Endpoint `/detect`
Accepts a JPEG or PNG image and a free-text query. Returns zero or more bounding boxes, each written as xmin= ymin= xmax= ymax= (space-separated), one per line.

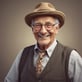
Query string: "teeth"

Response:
xmin=38 ymin=33 xmax=50 ymax=38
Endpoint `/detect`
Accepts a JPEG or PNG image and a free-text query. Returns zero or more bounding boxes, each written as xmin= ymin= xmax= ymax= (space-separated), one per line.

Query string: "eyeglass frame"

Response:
xmin=31 ymin=19 xmax=60 ymax=31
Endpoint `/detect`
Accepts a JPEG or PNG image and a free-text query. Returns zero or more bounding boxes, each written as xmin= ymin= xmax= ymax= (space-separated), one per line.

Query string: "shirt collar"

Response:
xmin=34 ymin=39 xmax=57 ymax=57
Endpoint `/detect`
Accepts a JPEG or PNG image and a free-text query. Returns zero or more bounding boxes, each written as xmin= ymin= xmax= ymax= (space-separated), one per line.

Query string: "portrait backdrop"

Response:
xmin=0 ymin=0 xmax=82 ymax=82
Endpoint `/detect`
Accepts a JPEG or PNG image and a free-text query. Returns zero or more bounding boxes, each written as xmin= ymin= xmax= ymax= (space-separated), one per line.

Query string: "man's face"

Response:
xmin=32 ymin=16 xmax=59 ymax=49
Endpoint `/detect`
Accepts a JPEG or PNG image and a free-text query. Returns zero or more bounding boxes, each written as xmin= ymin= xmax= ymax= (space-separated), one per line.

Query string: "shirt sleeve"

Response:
xmin=68 ymin=50 xmax=82 ymax=82
xmin=4 ymin=49 xmax=24 ymax=82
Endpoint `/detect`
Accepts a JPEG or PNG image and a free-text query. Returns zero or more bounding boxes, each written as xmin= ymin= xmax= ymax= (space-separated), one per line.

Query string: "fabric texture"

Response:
xmin=25 ymin=2 xmax=65 ymax=28
xmin=18 ymin=42 xmax=73 ymax=82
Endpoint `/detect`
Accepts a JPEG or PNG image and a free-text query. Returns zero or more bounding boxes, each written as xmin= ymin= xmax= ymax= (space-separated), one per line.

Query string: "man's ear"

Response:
xmin=55 ymin=24 xmax=60 ymax=34
xmin=55 ymin=24 xmax=60 ymax=28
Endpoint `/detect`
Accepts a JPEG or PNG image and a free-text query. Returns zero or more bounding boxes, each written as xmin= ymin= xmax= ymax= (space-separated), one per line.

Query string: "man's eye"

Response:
xmin=47 ymin=24 xmax=51 ymax=26
xmin=35 ymin=24 xmax=41 ymax=27
xmin=46 ymin=23 xmax=52 ymax=26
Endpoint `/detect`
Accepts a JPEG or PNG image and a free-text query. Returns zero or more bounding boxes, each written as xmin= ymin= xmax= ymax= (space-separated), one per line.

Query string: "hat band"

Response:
xmin=34 ymin=8 xmax=56 ymax=12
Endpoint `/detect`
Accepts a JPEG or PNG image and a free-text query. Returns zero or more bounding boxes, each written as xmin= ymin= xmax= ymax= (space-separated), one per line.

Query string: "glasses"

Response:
xmin=31 ymin=22 xmax=58 ymax=31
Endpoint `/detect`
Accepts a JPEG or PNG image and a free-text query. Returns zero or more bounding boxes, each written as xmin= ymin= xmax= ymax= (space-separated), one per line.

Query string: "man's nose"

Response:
xmin=40 ymin=25 xmax=47 ymax=33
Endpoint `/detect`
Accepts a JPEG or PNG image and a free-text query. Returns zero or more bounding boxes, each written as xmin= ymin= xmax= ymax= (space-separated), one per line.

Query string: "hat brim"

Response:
xmin=25 ymin=11 xmax=65 ymax=28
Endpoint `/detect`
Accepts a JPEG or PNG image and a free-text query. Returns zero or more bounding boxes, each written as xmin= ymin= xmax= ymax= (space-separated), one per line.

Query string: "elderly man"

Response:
xmin=4 ymin=2 xmax=82 ymax=82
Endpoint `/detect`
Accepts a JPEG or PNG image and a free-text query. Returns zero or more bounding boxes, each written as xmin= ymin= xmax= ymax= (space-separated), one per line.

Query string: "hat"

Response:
xmin=25 ymin=2 xmax=65 ymax=28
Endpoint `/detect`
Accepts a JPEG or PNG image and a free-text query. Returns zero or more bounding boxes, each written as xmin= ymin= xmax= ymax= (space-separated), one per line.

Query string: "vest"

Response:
xmin=18 ymin=42 xmax=73 ymax=82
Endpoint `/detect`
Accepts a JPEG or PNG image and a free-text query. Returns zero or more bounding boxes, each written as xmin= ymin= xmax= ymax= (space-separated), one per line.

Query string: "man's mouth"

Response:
xmin=38 ymin=33 xmax=50 ymax=39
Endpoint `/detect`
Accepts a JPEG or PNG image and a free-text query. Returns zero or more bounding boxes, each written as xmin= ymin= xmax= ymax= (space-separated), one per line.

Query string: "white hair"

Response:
xmin=31 ymin=17 xmax=60 ymax=27
xmin=55 ymin=18 xmax=60 ymax=25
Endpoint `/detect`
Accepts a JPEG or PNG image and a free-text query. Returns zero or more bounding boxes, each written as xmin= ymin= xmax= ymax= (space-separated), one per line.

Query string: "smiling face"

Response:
xmin=31 ymin=16 xmax=60 ymax=50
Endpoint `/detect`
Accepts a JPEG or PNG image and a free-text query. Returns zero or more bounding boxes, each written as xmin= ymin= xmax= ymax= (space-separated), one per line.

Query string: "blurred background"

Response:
xmin=0 ymin=0 xmax=82 ymax=82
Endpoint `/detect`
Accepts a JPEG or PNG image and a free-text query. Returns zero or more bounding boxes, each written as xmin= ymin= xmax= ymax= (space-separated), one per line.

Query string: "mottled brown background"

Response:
xmin=0 ymin=0 xmax=82 ymax=82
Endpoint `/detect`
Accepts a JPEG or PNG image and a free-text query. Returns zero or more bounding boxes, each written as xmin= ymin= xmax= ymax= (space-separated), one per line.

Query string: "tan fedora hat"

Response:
xmin=25 ymin=2 xmax=65 ymax=28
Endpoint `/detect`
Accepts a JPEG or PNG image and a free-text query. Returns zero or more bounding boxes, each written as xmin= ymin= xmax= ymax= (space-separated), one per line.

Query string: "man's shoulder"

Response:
xmin=57 ymin=41 xmax=73 ymax=51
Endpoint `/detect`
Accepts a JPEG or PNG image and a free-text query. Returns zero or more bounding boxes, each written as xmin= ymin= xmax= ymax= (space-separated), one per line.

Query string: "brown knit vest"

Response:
xmin=18 ymin=41 xmax=73 ymax=82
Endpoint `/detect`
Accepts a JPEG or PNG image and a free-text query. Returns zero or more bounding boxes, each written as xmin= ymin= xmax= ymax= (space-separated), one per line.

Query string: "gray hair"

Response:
xmin=31 ymin=18 xmax=60 ymax=27
xmin=55 ymin=18 xmax=60 ymax=25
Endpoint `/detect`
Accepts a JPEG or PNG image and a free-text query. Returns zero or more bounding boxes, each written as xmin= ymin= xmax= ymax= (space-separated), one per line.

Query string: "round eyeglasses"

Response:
xmin=31 ymin=22 xmax=58 ymax=32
